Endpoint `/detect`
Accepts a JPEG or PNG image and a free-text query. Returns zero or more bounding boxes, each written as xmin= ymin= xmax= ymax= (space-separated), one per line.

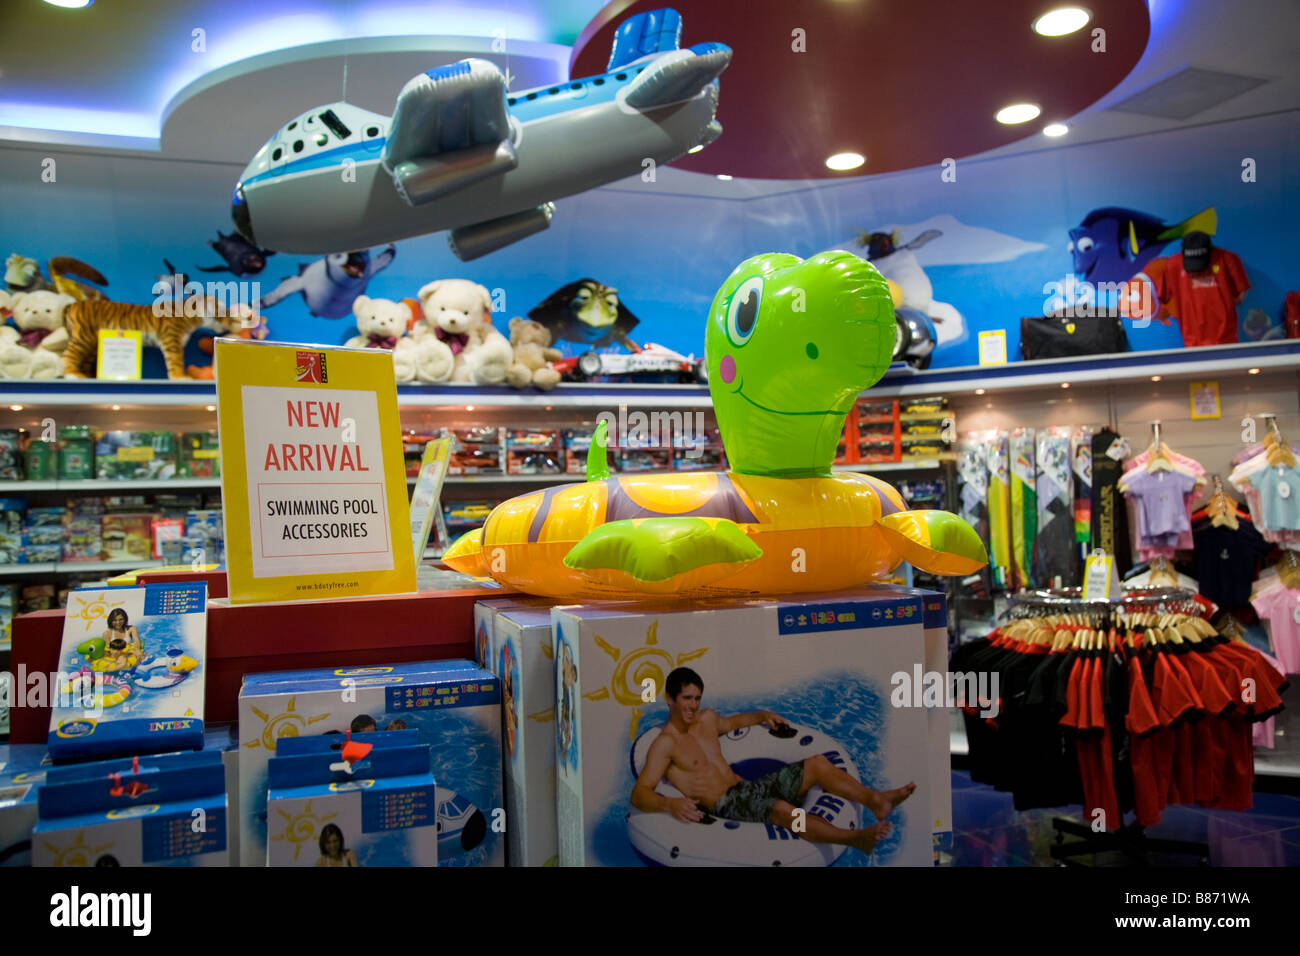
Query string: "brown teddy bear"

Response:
xmin=506 ymin=317 xmax=562 ymax=390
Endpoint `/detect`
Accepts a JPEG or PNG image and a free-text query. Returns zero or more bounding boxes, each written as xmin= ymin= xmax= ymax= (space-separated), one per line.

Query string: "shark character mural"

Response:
xmin=231 ymin=7 xmax=731 ymax=261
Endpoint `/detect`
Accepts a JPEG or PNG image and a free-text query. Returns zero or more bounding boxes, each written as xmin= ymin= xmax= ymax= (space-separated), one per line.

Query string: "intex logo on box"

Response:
xmin=50 ymin=887 xmax=151 ymax=937
xmin=295 ymin=350 xmax=327 ymax=384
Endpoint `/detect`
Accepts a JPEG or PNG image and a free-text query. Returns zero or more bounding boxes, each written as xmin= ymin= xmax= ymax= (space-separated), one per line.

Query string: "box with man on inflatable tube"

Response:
xmin=553 ymin=587 xmax=945 ymax=867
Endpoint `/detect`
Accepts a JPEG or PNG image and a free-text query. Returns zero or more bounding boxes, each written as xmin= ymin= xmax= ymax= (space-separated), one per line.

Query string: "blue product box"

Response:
xmin=47 ymin=582 xmax=208 ymax=762
xmin=0 ymin=745 xmax=50 ymax=867
xmin=266 ymin=736 xmax=438 ymax=866
xmin=553 ymin=588 xmax=939 ymax=868
xmin=239 ymin=661 xmax=503 ymax=867
xmin=32 ymin=750 xmax=228 ymax=867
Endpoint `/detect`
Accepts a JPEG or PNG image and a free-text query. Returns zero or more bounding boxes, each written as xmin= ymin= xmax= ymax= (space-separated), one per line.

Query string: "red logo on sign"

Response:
xmin=295 ymin=351 xmax=327 ymax=383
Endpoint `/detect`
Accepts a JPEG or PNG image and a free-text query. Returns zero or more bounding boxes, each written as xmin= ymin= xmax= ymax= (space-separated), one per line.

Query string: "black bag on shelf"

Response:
xmin=1019 ymin=314 xmax=1129 ymax=360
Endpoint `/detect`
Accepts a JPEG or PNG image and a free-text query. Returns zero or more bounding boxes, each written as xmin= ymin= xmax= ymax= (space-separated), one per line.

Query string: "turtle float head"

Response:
xmin=705 ymin=251 xmax=894 ymax=477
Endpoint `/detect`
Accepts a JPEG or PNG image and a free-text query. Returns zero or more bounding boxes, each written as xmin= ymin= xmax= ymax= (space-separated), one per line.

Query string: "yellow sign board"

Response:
xmin=96 ymin=329 xmax=142 ymax=380
xmin=214 ymin=339 xmax=416 ymax=604
xmin=1189 ymin=381 xmax=1221 ymax=420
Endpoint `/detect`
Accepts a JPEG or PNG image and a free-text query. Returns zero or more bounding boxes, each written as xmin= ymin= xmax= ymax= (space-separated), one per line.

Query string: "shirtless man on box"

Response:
xmin=630 ymin=667 xmax=914 ymax=856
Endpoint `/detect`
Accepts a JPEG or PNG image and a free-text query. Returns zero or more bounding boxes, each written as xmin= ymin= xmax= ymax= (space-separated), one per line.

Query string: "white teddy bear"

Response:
xmin=347 ymin=295 xmax=419 ymax=383
xmin=415 ymin=279 xmax=512 ymax=385
xmin=0 ymin=290 xmax=73 ymax=379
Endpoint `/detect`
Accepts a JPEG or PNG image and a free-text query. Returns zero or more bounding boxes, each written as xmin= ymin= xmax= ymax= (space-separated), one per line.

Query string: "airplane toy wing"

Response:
xmin=382 ymin=59 xmax=518 ymax=207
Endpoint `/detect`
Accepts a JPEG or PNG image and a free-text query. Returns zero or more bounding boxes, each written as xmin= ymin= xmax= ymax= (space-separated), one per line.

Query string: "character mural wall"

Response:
xmin=0 ymin=110 xmax=1294 ymax=378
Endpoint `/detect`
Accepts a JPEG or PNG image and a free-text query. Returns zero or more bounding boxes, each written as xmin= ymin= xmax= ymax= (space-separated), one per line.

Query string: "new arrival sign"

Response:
xmin=214 ymin=339 xmax=417 ymax=604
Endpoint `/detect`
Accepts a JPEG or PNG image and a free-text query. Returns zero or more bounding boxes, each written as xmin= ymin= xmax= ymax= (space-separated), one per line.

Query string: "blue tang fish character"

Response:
xmin=1068 ymin=206 xmax=1216 ymax=285
xmin=258 ymin=245 xmax=397 ymax=319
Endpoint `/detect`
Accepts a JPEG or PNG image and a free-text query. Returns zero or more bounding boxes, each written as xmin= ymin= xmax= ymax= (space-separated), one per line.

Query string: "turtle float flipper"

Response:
xmin=442 ymin=527 xmax=488 ymax=576
xmin=877 ymin=510 xmax=989 ymax=576
xmin=563 ymin=517 xmax=762 ymax=594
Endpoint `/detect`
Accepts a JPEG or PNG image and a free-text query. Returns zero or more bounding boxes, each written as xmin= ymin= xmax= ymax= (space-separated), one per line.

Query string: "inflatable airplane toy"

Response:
xmin=231 ymin=8 xmax=730 ymax=261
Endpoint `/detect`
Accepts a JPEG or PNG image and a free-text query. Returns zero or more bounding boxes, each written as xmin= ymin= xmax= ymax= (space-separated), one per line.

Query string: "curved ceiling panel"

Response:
xmin=571 ymin=0 xmax=1150 ymax=178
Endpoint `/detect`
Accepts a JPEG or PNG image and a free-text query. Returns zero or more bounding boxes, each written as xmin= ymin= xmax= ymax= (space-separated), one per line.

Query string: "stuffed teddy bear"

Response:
xmin=415 ymin=279 xmax=512 ymax=385
xmin=0 ymin=289 xmax=73 ymax=379
xmin=505 ymin=317 xmax=562 ymax=389
xmin=348 ymin=294 xmax=419 ymax=383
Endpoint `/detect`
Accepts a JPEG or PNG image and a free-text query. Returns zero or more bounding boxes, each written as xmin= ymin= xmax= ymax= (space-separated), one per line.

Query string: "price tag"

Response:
xmin=978 ymin=330 xmax=1007 ymax=365
xmin=1082 ymin=550 xmax=1118 ymax=601
xmin=97 ymin=330 xmax=142 ymax=380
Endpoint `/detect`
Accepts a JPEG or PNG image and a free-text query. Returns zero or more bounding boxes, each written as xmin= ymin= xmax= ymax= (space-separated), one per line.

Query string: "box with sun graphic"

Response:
xmin=48 ymin=582 xmax=208 ymax=763
xmin=552 ymin=589 xmax=935 ymax=868
xmin=266 ymin=740 xmax=438 ymax=867
xmin=238 ymin=661 xmax=503 ymax=867
xmin=32 ymin=750 xmax=227 ymax=867
xmin=494 ymin=606 xmax=562 ymax=867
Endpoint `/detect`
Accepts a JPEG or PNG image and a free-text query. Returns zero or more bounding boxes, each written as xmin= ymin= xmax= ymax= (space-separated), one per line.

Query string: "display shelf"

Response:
xmin=3 ymin=341 xmax=1292 ymax=410
xmin=0 ymin=478 xmax=221 ymax=493
xmin=870 ymin=339 xmax=1300 ymax=397
xmin=0 ymin=378 xmax=713 ymax=408
xmin=0 ymin=558 xmax=162 ymax=578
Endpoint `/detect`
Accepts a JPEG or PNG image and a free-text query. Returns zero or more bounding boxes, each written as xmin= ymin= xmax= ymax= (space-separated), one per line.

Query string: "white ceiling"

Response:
xmin=0 ymin=0 xmax=1296 ymax=199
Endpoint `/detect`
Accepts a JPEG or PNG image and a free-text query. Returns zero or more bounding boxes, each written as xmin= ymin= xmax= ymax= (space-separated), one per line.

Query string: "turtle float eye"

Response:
xmin=726 ymin=277 xmax=762 ymax=347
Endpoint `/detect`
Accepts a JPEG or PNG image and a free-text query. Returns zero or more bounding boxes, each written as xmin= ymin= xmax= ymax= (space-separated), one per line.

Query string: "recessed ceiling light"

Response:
xmin=1248 ymin=367 xmax=1261 ymax=375
xmin=1150 ymin=375 xmax=1162 ymax=382
xmin=111 ymin=404 xmax=121 ymax=411
xmin=997 ymin=103 xmax=1041 ymax=125
xmin=688 ymin=145 xmax=704 ymax=154
xmin=466 ymin=405 xmax=475 ymax=412
xmin=825 ymin=152 xmax=866 ymax=171
xmin=1043 ymin=123 xmax=1069 ymax=137
xmin=1060 ymin=382 xmax=1071 ymax=389
xmin=205 ymin=404 xmax=216 ymax=412
xmin=1033 ymin=7 xmax=1091 ymax=37
xmin=44 ymin=0 xmax=95 ymax=7
xmin=716 ymin=174 xmax=733 ymax=181
xmin=9 ymin=405 xmax=22 ymax=411
xmin=974 ymin=388 xmax=986 ymax=395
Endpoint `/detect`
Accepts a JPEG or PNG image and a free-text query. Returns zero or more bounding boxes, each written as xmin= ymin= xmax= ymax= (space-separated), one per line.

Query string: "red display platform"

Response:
xmin=8 ymin=584 xmax=512 ymax=744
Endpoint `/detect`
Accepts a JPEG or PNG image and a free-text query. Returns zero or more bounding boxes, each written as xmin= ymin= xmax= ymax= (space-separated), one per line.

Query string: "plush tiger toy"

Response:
xmin=61 ymin=297 xmax=253 ymax=379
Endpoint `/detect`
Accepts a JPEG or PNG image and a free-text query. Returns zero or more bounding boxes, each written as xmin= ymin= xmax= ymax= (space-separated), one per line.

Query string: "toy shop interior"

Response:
xmin=1 ymin=0 xmax=1299 ymax=899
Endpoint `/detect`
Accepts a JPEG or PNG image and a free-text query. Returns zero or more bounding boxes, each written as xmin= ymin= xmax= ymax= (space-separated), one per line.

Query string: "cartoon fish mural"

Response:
xmin=527 ymin=279 xmax=641 ymax=354
xmin=196 ymin=230 xmax=275 ymax=278
xmin=257 ymin=246 xmax=396 ymax=319
xmin=1069 ymin=206 xmax=1216 ymax=284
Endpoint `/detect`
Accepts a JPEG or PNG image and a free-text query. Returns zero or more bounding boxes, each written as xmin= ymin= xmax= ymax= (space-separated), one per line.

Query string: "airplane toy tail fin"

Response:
xmin=608 ymin=8 xmax=682 ymax=70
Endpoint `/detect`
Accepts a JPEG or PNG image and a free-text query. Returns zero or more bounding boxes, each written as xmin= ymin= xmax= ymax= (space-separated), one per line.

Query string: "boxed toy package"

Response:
xmin=266 ymin=733 xmax=439 ymax=866
xmin=0 ymin=499 xmax=23 ymax=565
xmin=506 ymin=429 xmax=563 ymax=476
xmin=58 ymin=425 xmax=94 ymax=480
xmin=495 ymin=606 xmax=560 ymax=866
xmin=94 ymin=431 xmax=177 ymax=481
xmin=24 ymin=440 xmax=56 ymax=480
xmin=32 ymin=750 xmax=227 ymax=867
xmin=553 ymin=588 xmax=938 ymax=867
xmin=23 ymin=506 xmax=65 ymax=563
xmin=0 ymin=430 xmax=21 ymax=480
xmin=238 ymin=661 xmax=504 ymax=867
xmin=178 ymin=431 xmax=220 ymax=478
xmin=62 ymin=498 xmax=104 ymax=562
xmin=447 ymin=426 xmax=504 ymax=475
xmin=100 ymin=513 xmax=153 ymax=562
xmin=47 ymin=581 xmax=207 ymax=762
xmin=0 ymin=744 xmax=48 ymax=867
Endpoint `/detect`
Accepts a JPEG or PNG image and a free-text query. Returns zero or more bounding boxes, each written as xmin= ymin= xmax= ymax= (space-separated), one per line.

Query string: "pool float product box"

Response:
xmin=473 ymin=595 xmax=561 ymax=671
xmin=48 ymin=582 xmax=208 ymax=763
xmin=495 ymin=606 xmax=560 ymax=866
xmin=238 ymin=661 xmax=504 ymax=867
xmin=32 ymin=750 xmax=228 ymax=867
xmin=0 ymin=745 xmax=49 ymax=867
xmin=552 ymin=589 xmax=933 ymax=867
xmin=887 ymin=586 xmax=953 ymax=852
xmin=266 ymin=740 xmax=439 ymax=867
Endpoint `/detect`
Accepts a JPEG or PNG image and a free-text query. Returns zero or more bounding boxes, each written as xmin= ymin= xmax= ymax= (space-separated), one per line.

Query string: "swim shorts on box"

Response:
xmin=712 ymin=762 xmax=805 ymax=823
